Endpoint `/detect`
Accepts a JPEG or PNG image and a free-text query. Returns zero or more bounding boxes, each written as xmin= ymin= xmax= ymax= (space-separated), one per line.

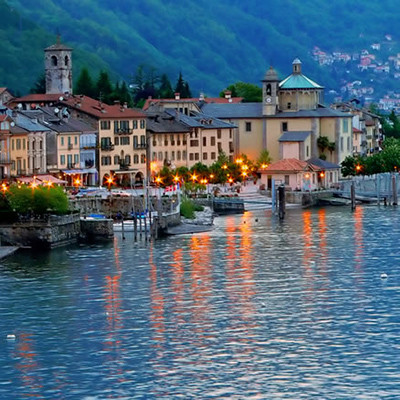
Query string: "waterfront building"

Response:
xmin=0 ymin=87 xmax=13 ymax=106
xmin=332 ymin=101 xmax=383 ymax=156
xmin=0 ymin=112 xmax=12 ymax=179
xmin=145 ymin=107 xmax=236 ymax=169
xmin=258 ymin=157 xmax=340 ymax=191
xmin=201 ymin=59 xmax=353 ymax=165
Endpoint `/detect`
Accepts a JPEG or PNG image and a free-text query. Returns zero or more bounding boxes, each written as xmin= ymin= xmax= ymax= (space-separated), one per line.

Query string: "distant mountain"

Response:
xmin=3 ymin=0 xmax=400 ymax=98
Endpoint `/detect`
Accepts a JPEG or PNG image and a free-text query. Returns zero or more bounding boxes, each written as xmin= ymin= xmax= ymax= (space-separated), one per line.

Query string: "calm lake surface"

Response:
xmin=1 ymin=206 xmax=400 ymax=399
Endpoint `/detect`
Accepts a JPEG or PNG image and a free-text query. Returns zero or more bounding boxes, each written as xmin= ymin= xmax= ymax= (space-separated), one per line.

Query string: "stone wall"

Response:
xmin=0 ymin=214 xmax=81 ymax=249
xmin=80 ymin=218 xmax=114 ymax=241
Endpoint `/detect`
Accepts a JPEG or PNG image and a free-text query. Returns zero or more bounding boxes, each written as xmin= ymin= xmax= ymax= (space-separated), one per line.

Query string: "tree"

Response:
xmin=317 ymin=136 xmax=330 ymax=155
xmin=175 ymin=72 xmax=192 ymax=98
xmin=30 ymin=74 xmax=46 ymax=94
xmin=257 ymin=149 xmax=272 ymax=167
xmin=159 ymin=73 xmax=174 ymax=98
xmin=75 ymin=67 xmax=95 ymax=98
xmin=219 ymin=82 xmax=262 ymax=102
xmin=96 ymin=71 xmax=114 ymax=104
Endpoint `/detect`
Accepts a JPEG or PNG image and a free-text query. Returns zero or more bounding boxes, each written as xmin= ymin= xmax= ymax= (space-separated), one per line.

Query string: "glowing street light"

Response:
xmin=1 ymin=183 xmax=7 ymax=193
xmin=261 ymin=163 xmax=268 ymax=169
xmin=155 ymin=176 xmax=162 ymax=185
xmin=222 ymin=164 xmax=228 ymax=170
xmin=106 ymin=174 xmax=114 ymax=191
xmin=173 ymin=175 xmax=180 ymax=183
xmin=191 ymin=173 xmax=197 ymax=182
xmin=235 ymin=158 xmax=243 ymax=164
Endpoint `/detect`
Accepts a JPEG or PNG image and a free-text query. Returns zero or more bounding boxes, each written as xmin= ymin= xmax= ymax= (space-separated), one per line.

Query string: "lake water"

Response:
xmin=1 ymin=206 xmax=400 ymax=399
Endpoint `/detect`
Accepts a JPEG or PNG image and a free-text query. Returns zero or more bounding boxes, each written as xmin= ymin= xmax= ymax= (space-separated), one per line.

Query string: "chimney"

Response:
xmin=175 ymin=92 xmax=180 ymax=100
xmin=123 ymin=102 xmax=128 ymax=109
xmin=199 ymin=92 xmax=205 ymax=101
xmin=114 ymin=100 xmax=120 ymax=106
xmin=224 ymin=90 xmax=232 ymax=99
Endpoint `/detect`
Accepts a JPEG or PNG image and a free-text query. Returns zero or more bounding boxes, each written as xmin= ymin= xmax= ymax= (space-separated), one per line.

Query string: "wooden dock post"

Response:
xmin=278 ymin=185 xmax=285 ymax=219
xmin=144 ymin=214 xmax=148 ymax=242
xmin=351 ymin=181 xmax=356 ymax=210
xmin=121 ymin=217 xmax=125 ymax=240
xmin=393 ymin=174 xmax=398 ymax=206
xmin=133 ymin=214 xmax=137 ymax=242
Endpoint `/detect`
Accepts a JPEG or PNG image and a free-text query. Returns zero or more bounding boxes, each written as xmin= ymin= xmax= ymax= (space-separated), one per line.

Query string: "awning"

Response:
xmin=17 ymin=175 xmax=66 ymax=185
xmin=112 ymin=169 xmax=141 ymax=175
xmin=62 ymin=168 xmax=98 ymax=175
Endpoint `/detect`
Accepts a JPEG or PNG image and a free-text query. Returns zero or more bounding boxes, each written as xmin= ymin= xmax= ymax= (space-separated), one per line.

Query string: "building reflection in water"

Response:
xmin=14 ymin=333 xmax=42 ymax=398
xmin=353 ymin=206 xmax=364 ymax=273
xmin=102 ymin=237 xmax=125 ymax=385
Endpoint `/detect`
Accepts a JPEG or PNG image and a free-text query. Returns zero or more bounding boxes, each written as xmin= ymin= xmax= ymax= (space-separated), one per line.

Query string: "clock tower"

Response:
xmin=262 ymin=66 xmax=279 ymax=116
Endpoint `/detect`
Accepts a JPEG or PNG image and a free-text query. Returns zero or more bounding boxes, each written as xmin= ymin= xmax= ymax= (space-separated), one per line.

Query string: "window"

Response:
xmin=165 ymin=151 xmax=168 ymax=160
xmin=140 ymin=120 xmax=145 ymax=129
xmin=74 ymin=154 xmax=79 ymax=165
xmin=245 ymin=122 xmax=252 ymax=132
xmin=306 ymin=145 xmax=309 ymax=158
xmin=284 ymin=175 xmax=290 ymax=185
xmin=218 ymin=143 xmax=222 ymax=152
xmin=114 ymin=121 xmax=119 ymax=133
xmin=114 ymin=155 xmax=120 ymax=165
xmin=125 ymin=155 xmax=131 ymax=165
xmin=343 ymin=118 xmax=349 ymax=133
xmin=152 ymin=152 xmax=157 ymax=161
xmin=100 ymin=120 xmax=110 ymax=130
xmin=164 ymin=138 xmax=168 ymax=146
xmin=195 ymin=153 xmax=199 ymax=161
xmin=115 ymin=137 xmax=119 ymax=146
xmin=133 ymin=136 xmax=138 ymax=148
xmin=203 ymin=137 xmax=207 ymax=146
xmin=74 ymin=136 xmax=78 ymax=145
xmin=120 ymin=120 xmax=129 ymax=132
xmin=12 ymin=161 xmax=15 ymax=171
xmin=347 ymin=137 xmax=350 ymax=151
xmin=140 ymin=135 xmax=146 ymax=146
xmin=170 ymin=135 xmax=175 ymax=145
xmin=177 ymin=151 xmax=181 ymax=160
xmin=340 ymin=137 xmax=344 ymax=151
xmin=133 ymin=120 xmax=138 ymax=129
xmin=141 ymin=154 xmax=146 ymax=164
xmin=287 ymin=102 xmax=291 ymax=109
xmin=211 ymin=137 xmax=216 ymax=146
xmin=158 ymin=152 xmax=163 ymax=161
xmin=68 ymin=136 xmax=71 ymax=145
xmin=217 ymin=129 xmax=222 ymax=139
xmin=60 ymin=155 xmax=65 ymax=165
xmin=190 ymin=139 xmax=199 ymax=147
xmin=203 ymin=153 xmax=208 ymax=160
xmin=282 ymin=122 xmax=288 ymax=132
xmin=182 ymin=150 xmax=187 ymax=160
xmin=101 ymin=156 xmax=111 ymax=165
xmin=23 ymin=139 xmax=26 ymax=150
xmin=16 ymin=139 xmax=21 ymax=150
xmin=64 ymin=56 xmax=69 ymax=66
xmin=189 ymin=153 xmax=194 ymax=161
xmin=120 ymin=137 xmax=130 ymax=145
xmin=134 ymin=154 xmax=139 ymax=164
xmin=172 ymin=151 xmax=175 ymax=161
xmin=61 ymin=137 xmax=64 ymax=146
xmin=51 ymin=55 xmax=57 ymax=66
xmin=211 ymin=152 xmax=216 ymax=160
xmin=229 ymin=129 xmax=233 ymax=139
xmin=67 ymin=154 xmax=72 ymax=165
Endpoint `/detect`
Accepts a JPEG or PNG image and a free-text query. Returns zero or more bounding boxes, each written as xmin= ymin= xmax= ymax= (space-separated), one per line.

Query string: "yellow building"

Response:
xmin=201 ymin=59 xmax=353 ymax=166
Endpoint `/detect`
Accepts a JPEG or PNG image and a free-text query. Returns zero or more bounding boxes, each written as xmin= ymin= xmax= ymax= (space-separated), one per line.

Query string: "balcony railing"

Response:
xmin=119 ymin=161 xmax=131 ymax=170
xmin=133 ymin=143 xmax=147 ymax=149
xmin=81 ymin=145 xmax=97 ymax=150
xmin=101 ymin=144 xmax=114 ymax=151
xmin=115 ymin=128 xmax=133 ymax=135
xmin=0 ymin=156 xmax=12 ymax=164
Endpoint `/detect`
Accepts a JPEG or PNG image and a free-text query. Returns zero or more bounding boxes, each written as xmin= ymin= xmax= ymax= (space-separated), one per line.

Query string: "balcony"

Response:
xmin=134 ymin=143 xmax=147 ymax=149
xmin=68 ymin=144 xmax=73 ymax=150
xmin=0 ymin=156 xmax=12 ymax=164
xmin=101 ymin=144 xmax=114 ymax=151
xmin=81 ymin=144 xmax=97 ymax=150
xmin=115 ymin=128 xmax=133 ymax=135
xmin=119 ymin=161 xmax=131 ymax=171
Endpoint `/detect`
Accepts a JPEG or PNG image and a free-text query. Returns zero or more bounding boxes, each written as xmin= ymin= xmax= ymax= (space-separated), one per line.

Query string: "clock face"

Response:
xmin=265 ymin=97 xmax=272 ymax=103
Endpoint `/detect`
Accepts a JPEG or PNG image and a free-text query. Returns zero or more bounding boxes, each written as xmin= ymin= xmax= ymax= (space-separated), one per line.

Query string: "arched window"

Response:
xmin=133 ymin=154 xmax=139 ymax=164
xmin=51 ymin=56 xmax=58 ymax=66
xmin=140 ymin=154 xmax=146 ymax=164
xmin=266 ymin=84 xmax=271 ymax=96
xmin=64 ymin=56 xmax=69 ymax=66
xmin=114 ymin=155 xmax=120 ymax=165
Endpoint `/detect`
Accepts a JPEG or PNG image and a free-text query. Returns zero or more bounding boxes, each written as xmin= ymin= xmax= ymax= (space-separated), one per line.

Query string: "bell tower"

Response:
xmin=44 ymin=37 xmax=73 ymax=95
xmin=262 ymin=66 xmax=279 ymax=116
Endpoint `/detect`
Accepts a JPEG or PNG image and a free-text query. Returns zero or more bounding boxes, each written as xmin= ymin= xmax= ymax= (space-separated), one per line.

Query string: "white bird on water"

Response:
xmin=381 ymin=273 xmax=388 ymax=279
xmin=6 ymin=334 xmax=16 ymax=341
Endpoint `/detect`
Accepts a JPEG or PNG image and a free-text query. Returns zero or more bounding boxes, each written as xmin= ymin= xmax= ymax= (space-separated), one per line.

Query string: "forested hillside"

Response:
xmin=3 ymin=0 xmax=400 ymax=97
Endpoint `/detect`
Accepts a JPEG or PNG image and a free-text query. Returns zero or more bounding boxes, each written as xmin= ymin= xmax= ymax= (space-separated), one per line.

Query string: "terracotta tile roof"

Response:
xmin=10 ymin=94 xmax=146 ymax=119
xmin=142 ymin=96 xmax=243 ymax=110
xmin=259 ymin=158 xmax=321 ymax=173
xmin=0 ymin=87 xmax=7 ymax=95
xmin=353 ymin=127 xmax=363 ymax=133
xmin=0 ymin=115 xmax=7 ymax=122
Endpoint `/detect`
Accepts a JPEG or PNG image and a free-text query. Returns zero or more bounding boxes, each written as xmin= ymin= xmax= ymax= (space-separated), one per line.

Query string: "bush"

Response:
xmin=6 ymin=185 xmax=69 ymax=215
xmin=180 ymin=198 xmax=203 ymax=219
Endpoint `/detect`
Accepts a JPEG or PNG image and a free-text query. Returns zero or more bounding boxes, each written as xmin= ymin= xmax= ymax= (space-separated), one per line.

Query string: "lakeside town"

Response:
xmin=1 ymin=40 xmax=385 ymax=195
